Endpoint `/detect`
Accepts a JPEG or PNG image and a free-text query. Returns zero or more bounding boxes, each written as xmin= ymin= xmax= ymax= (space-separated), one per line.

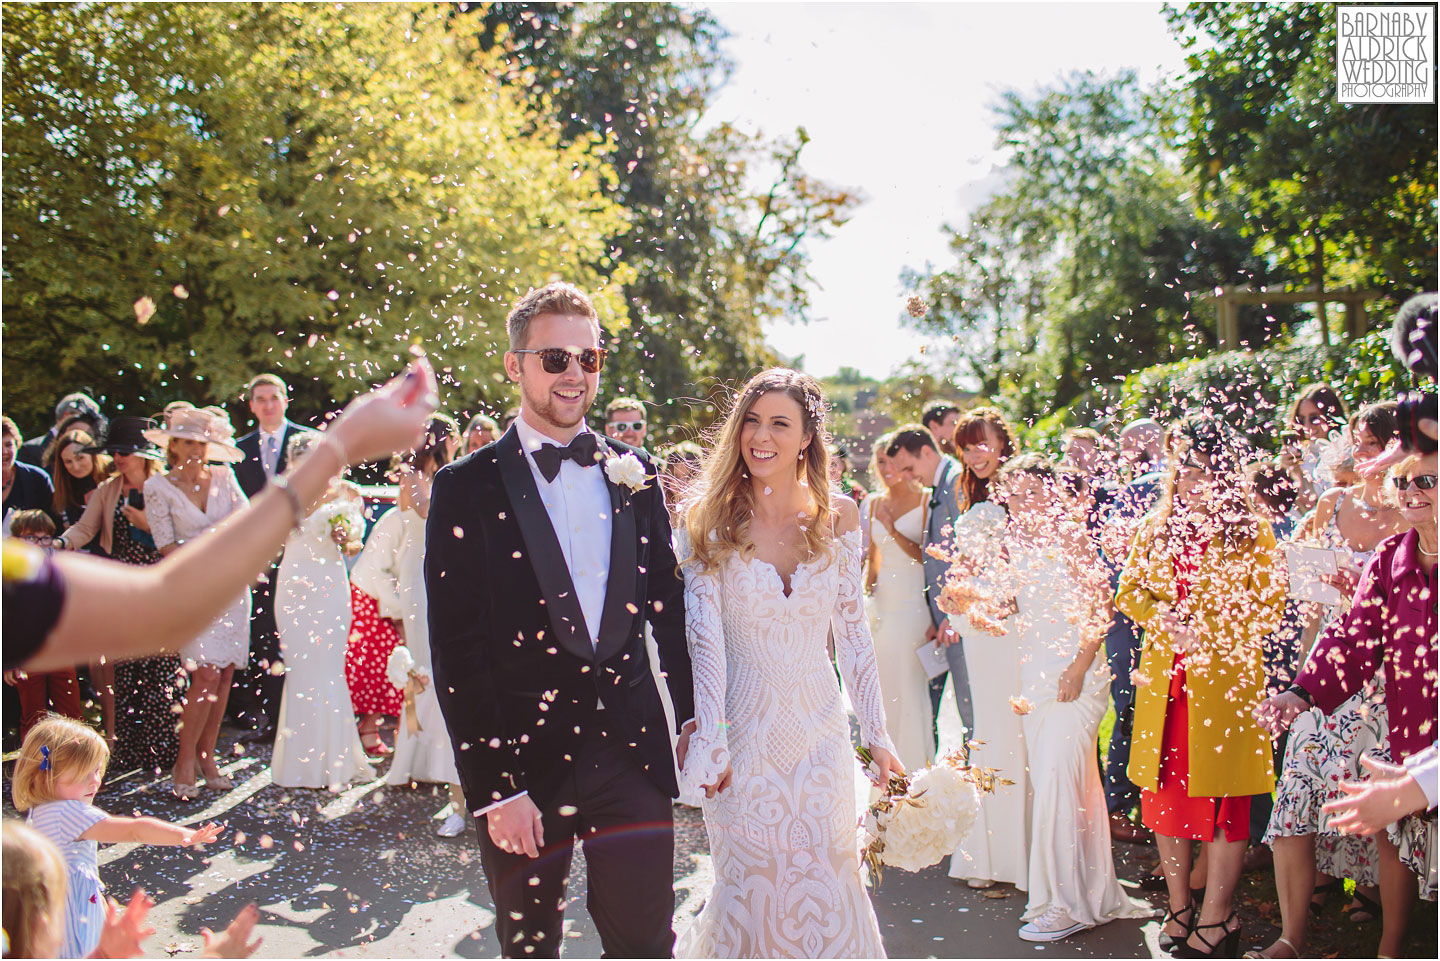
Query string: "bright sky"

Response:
xmin=703 ymin=1 xmax=1192 ymax=379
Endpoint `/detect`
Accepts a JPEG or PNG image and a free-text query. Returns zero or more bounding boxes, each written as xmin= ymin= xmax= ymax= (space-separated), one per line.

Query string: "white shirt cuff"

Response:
xmin=1403 ymin=746 xmax=1439 ymax=810
xmin=473 ymin=790 xmax=528 ymax=817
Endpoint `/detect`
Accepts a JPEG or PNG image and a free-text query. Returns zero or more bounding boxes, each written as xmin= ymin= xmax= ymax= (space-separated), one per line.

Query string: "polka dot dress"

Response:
xmin=346 ymin=584 xmax=403 ymax=716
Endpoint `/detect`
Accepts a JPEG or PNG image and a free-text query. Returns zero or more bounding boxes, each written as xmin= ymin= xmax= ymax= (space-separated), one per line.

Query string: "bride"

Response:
xmin=677 ymin=368 xmax=904 ymax=959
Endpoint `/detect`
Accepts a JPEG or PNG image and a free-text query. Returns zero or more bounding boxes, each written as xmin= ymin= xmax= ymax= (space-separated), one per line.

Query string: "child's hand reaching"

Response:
xmin=90 ymin=888 xmax=156 ymax=959
xmin=202 ymin=902 xmax=263 ymax=958
xmin=183 ymin=821 xmax=225 ymax=849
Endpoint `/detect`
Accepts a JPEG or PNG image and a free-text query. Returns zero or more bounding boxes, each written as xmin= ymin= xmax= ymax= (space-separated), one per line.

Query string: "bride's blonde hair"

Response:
xmin=683 ymin=368 xmax=834 ymax=573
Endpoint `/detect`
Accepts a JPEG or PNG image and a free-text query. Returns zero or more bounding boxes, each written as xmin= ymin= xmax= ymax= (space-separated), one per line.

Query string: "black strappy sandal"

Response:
xmin=1174 ymin=911 xmax=1241 ymax=959
xmin=1308 ymin=876 xmax=1343 ymax=918
xmin=1158 ymin=898 xmax=1197 ymax=955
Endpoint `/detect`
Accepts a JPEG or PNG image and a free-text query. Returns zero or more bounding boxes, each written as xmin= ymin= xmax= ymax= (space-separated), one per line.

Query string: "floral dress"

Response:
xmin=108 ymin=495 xmax=184 ymax=776
xmin=1266 ymin=671 xmax=1435 ymax=899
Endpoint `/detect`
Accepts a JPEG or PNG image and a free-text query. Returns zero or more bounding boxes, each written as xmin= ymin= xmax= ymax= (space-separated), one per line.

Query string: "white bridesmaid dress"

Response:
xmin=384 ymin=507 xmax=460 ymax=786
xmin=947 ymin=500 xmax=1032 ymax=889
xmin=1011 ymin=546 xmax=1150 ymax=928
xmin=271 ymin=496 xmax=372 ymax=790
xmin=864 ymin=499 xmax=935 ymax=770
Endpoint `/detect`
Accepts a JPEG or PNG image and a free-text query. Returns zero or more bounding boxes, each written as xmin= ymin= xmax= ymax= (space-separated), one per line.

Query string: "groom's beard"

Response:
xmin=521 ymin=377 xmax=594 ymax=432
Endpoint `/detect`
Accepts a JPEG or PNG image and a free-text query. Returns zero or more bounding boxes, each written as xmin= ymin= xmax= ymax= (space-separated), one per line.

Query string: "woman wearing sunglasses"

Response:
xmin=1254 ymin=449 xmax=1437 ymax=958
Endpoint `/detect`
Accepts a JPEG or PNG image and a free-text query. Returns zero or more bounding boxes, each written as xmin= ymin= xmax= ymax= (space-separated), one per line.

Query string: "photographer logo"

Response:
xmin=1336 ymin=5 xmax=1434 ymax=103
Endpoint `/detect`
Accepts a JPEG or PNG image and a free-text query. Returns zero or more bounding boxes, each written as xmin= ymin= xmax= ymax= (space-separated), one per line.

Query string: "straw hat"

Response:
xmin=142 ymin=404 xmax=244 ymax=463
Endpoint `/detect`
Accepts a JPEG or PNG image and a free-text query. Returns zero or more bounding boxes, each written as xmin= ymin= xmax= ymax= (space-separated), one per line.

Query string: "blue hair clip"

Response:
xmin=39 ymin=745 xmax=51 ymax=772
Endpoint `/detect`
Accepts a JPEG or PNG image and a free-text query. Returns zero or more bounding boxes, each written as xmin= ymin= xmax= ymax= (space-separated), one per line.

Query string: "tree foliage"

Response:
xmin=1167 ymin=2 xmax=1438 ymax=299
xmin=3 ymin=2 xmax=633 ymax=434
xmin=472 ymin=3 xmax=862 ymax=441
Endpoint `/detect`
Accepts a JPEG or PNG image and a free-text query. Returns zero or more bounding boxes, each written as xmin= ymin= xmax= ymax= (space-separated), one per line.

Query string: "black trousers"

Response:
xmin=476 ymin=721 xmax=675 ymax=959
xmin=227 ymin=565 xmax=284 ymax=730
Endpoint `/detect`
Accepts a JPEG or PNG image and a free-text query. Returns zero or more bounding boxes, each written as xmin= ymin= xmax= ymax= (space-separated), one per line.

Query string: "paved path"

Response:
xmin=74 ymin=681 xmax=1170 ymax=958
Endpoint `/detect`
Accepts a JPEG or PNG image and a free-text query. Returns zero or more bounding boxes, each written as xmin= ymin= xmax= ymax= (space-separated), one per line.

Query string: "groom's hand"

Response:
xmin=675 ymin=719 xmax=697 ymax=771
xmin=487 ymin=795 xmax=545 ymax=858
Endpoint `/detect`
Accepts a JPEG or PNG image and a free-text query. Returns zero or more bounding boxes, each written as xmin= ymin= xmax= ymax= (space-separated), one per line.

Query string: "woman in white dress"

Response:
xmin=944 ymin=406 xmax=1031 ymax=890
xmin=383 ymin=414 xmax=467 ymax=837
xmin=995 ymin=454 xmax=1152 ymax=941
xmin=863 ymin=437 xmax=934 ymax=771
xmin=270 ymin=432 xmax=371 ymax=790
xmin=677 ymin=368 xmax=903 ymax=959
xmin=141 ymin=405 xmax=250 ymax=800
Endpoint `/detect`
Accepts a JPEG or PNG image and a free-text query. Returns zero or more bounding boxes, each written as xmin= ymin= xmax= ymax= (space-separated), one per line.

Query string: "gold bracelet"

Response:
xmin=270 ymin=475 xmax=305 ymax=531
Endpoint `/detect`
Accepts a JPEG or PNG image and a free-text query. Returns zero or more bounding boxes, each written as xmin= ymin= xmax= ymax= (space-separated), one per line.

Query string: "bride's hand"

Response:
xmin=702 ymin=765 xmax=733 ymax=799
xmin=866 ymin=745 xmax=904 ymax=787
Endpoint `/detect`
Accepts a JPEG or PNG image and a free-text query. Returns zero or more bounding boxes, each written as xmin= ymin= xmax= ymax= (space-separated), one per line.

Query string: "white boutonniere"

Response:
xmin=604 ymin=452 xmax=649 ymax=492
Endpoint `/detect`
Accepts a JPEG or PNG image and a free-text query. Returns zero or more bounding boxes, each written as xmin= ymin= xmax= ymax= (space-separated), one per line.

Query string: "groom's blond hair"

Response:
xmin=506 ymin=282 xmax=599 ymax=350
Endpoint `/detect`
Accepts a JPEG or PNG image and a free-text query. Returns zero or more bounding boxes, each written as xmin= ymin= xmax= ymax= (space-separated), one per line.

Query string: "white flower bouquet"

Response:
xmin=385 ymin=645 xmax=430 ymax=735
xmin=856 ymin=746 xmax=1008 ymax=885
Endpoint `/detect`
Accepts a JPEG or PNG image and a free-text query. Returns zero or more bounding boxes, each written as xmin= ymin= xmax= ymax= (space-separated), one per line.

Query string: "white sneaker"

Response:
xmin=1018 ymin=907 xmax=1088 ymax=942
xmin=436 ymin=811 xmax=467 ymax=838
xmin=966 ymin=878 xmax=995 ymax=889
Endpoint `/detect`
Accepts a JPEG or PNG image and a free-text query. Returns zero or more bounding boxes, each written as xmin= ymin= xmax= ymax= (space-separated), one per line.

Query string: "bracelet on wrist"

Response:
xmin=270 ymin=475 xmax=305 ymax=532
xmin=320 ymin=430 xmax=351 ymax=473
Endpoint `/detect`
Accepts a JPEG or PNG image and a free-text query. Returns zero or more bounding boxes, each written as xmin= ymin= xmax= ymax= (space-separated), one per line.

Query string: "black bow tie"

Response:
xmin=531 ymin=432 xmax=601 ymax=483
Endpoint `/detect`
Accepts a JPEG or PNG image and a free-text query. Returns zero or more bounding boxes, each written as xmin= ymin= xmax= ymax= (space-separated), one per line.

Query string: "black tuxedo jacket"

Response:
xmin=234 ymin=421 xmax=310 ymax=499
xmin=426 ymin=426 xmax=694 ymax=812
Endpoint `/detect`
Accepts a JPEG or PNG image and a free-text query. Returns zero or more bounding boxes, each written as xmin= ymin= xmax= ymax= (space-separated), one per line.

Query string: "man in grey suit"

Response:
xmin=885 ymin=425 xmax=974 ymax=748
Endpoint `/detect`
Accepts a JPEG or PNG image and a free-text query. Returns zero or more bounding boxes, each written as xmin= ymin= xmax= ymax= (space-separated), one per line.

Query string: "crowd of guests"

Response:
xmin=841 ymin=362 xmax=1436 ymax=954
xmin=3 ymin=292 xmax=1437 ymax=958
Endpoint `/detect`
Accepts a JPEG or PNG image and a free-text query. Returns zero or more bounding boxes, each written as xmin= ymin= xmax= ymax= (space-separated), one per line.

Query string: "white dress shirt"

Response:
xmin=259 ymin=426 xmax=286 ymax=477
xmin=480 ymin=415 xmax=614 ymax=817
xmin=514 ymin=414 xmax=613 ymax=645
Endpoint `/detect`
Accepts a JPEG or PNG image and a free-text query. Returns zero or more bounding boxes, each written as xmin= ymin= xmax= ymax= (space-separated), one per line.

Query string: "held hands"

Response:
xmin=1253 ymin=690 xmax=1311 ymax=737
xmin=936 ymin=618 xmax=962 ymax=646
xmin=201 ymin=903 xmax=263 ymax=959
xmin=675 ymin=719 xmax=697 ymax=772
xmin=1322 ymin=754 xmax=1430 ymax=835
xmin=702 ymin=765 xmax=734 ymax=799
xmin=487 ymin=794 xmax=545 ymax=859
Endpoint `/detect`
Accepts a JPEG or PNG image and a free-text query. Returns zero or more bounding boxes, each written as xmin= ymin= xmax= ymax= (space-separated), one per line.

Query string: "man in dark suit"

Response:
xmin=427 ymin=282 xmax=694 ymax=958
xmin=231 ymin=373 xmax=313 ymax=741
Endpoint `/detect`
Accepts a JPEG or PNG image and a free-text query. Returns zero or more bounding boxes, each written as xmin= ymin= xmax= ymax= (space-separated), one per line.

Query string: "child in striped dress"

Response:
xmin=11 ymin=715 xmax=223 ymax=958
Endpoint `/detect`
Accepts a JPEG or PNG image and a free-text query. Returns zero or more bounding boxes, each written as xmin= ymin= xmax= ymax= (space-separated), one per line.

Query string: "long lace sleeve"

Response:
xmin=680 ymin=560 xmax=731 ymax=795
xmin=143 ymin=477 xmax=176 ymax=550
xmin=831 ymin=529 xmax=895 ymax=757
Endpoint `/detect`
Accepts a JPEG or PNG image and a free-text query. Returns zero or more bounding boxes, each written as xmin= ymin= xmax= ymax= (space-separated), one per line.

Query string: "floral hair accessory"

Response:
xmin=39 ymin=745 xmax=50 ymax=771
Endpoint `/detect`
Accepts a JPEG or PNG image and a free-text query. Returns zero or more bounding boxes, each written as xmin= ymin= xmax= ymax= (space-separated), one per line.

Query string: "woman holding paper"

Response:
xmin=1255 ymin=402 xmax=1415 ymax=957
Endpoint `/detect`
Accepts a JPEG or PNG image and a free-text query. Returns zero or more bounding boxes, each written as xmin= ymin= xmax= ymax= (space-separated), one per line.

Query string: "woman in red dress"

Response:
xmin=1117 ymin=416 xmax=1286 ymax=958
xmin=346 ymin=505 xmax=405 ymax=754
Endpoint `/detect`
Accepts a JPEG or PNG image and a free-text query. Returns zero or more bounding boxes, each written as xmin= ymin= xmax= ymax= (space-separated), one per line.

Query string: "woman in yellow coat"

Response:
xmin=1117 ymin=415 xmax=1285 ymax=958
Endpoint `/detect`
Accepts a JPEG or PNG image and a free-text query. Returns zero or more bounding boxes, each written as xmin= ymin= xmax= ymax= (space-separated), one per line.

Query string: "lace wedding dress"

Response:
xmin=678 ymin=529 xmax=894 ymax=959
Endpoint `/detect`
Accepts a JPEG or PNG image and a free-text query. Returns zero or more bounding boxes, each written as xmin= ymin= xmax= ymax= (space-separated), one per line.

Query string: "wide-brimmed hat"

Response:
xmin=82 ymin=416 xmax=164 ymax=461
xmin=142 ymin=404 xmax=244 ymax=463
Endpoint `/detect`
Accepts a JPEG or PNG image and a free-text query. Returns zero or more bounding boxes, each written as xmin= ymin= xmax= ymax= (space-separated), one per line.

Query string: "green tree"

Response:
xmin=1167 ymin=2 xmax=1437 ymax=317
xmin=3 ymin=3 xmax=629 ymax=433
xmin=472 ymin=3 xmax=861 ymax=441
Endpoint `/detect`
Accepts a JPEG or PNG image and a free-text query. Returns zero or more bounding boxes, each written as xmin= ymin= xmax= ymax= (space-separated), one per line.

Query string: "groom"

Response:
xmin=426 ymin=282 xmax=695 ymax=958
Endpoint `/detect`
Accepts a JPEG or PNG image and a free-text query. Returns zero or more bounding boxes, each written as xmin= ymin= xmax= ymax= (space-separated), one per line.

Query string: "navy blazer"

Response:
xmin=234 ymin=421 xmax=311 ymax=499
